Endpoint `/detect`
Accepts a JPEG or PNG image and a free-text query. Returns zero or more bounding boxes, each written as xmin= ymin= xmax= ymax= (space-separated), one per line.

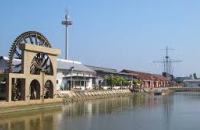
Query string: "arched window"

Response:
xmin=44 ymin=80 xmax=53 ymax=99
xmin=30 ymin=80 xmax=40 ymax=100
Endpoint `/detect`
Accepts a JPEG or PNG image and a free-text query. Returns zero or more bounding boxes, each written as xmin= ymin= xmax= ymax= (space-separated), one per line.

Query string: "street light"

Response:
xmin=62 ymin=13 xmax=72 ymax=60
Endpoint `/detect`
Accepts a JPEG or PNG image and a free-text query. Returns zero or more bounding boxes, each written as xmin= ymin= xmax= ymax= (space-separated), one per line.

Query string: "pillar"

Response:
xmin=8 ymin=76 xmax=12 ymax=102
xmin=25 ymin=78 xmax=31 ymax=101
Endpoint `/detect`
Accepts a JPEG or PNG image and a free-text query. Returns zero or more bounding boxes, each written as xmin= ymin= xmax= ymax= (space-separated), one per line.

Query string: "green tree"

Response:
xmin=105 ymin=75 xmax=131 ymax=87
xmin=133 ymin=79 xmax=142 ymax=89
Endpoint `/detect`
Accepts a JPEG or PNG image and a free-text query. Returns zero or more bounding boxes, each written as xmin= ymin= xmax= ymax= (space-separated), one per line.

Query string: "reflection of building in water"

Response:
xmin=0 ymin=110 xmax=59 ymax=130
xmin=61 ymin=97 xmax=133 ymax=118
xmin=58 ymin=95 xmax=171 ymax=127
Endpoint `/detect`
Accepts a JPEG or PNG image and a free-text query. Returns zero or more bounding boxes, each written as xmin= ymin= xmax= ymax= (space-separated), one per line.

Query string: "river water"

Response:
xmin=1 ymin=92 xmax=200 ymax=130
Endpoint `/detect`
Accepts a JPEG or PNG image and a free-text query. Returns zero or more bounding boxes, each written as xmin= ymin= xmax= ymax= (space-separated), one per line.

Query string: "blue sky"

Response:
xmin=0 ymin=0 xmax=200 ymax=76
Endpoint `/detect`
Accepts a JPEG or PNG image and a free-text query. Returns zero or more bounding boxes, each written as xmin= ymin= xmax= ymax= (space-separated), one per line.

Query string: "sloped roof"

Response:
xmin=0 ymin=56 xmax=95 ymax=74
xmin=0 ymin=56 xmax=21 ymax=72
xmin=0 ymin=56 xmax=8 ymax=69
xmin=86 ymin=65 xmax=117 ymax=73
xmin=121 ymin=69 xmax=168 ymax=81
xmin=0 ymin=56 xmax=21 ymax=66
xmin=57 ymin=59 xmax=95 ymax=74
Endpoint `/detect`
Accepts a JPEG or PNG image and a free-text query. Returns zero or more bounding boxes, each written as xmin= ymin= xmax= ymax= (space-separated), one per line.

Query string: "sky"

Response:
xmin=0 ymin=0 xmax=200 ymax=77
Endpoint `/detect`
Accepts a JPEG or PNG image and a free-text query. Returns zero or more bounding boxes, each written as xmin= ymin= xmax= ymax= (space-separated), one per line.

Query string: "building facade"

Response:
xmin=0 ymin=56 xmax=95 ymax=91
xmin=0 ymin=58 xmax=170 ymax=93
xmin=121 ymin=69 xmax=169 ymax=88
xmin=87 ymin=65 xmax=133 ymax=90
xmin=183 ymin=79 xmax=200 ymax=87
xmin=57 ymin=59 xmax=95 ymax=91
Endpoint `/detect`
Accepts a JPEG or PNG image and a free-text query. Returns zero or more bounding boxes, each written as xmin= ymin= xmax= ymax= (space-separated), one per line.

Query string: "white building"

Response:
xmin=183 ymin=79 xmax=200 ymax=87
xmin=0 ymin=56 xmax=96 ymax=91
xmin=57 ymin=59 xmax=95 ymax=90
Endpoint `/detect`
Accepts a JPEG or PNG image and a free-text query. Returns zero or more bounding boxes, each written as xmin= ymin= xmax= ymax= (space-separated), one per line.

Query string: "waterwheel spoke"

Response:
xmin=30 ymin=64 xmax=36 ymax=74
xmin=35 ymin=35 xmax=38 ymax=45
xmin=29 ymin=36 xmax=34 ymax=44
xmin=14 ymin=63 xmax=21 ymax=68
xmin=42 ymin=58 xmax=49 ymax=68
xmin=23 ymin=38 xmax=27 ymax=43
xmin=45 ymin=65 xmax=50 ymax=69
xmin=15 ymin=49 xmax=22 ymax=59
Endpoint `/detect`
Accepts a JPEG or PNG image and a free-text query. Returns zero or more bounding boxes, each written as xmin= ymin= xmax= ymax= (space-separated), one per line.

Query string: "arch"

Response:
xmin=30 ymin=53 xmax=53 ymax=75
xmin=30 ymin=80 xmax=40 ymax=100
xmin=44 ymin=80 xmax=53 ymax=99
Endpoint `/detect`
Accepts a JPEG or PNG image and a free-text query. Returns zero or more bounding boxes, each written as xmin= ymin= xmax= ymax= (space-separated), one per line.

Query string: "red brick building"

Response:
xmin=121 ymin=69 xmax=169 ymax=88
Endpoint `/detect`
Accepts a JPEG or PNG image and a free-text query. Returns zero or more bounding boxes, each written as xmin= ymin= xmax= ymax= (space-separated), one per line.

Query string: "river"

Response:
xmin=1 ymin=92 xmax=200 ymax=130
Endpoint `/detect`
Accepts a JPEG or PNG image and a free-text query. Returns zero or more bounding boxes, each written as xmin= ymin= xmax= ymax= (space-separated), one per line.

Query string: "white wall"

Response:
xmin=87 ymin=79 xmax=93 ymax=90
xmin=56 ymin=71 xmax=95 ymax=91
xmin=56 ymin=72 xmax=64 ymax=90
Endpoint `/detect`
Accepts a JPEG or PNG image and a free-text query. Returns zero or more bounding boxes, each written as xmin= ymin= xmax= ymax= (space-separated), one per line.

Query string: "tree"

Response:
xmin=133 ymin=79 xmax=142 ymax=89
xmin=105 ymin=75 xmax=131 ymax=88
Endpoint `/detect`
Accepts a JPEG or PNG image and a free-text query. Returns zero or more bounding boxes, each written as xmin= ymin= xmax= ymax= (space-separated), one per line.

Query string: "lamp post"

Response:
xmin=62 ymin=12 xmax=72 ymax=60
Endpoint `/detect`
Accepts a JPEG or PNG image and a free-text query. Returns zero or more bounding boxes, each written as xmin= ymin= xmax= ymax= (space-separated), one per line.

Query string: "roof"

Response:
xmin=86 ymin=65 xmax=117 ymax=73
xmin=0 ymin=56 xmax=95 ymax=74
xmin=0 ymin=56 xmax=21 ymax=72
xmin=0 ymin=56 xmax=21 ymax=65
xmin=183 ymin=79 xmax=200 ymax=82
xmin=57 ymin=59 xmax=95 ymax=74
xmin=121 ymin=69 xmax=168 ymax=81
xmin=175 ymin=77 xmax=191 ymax=82
xmin=0 ymin=56 xmax=8 ymax=69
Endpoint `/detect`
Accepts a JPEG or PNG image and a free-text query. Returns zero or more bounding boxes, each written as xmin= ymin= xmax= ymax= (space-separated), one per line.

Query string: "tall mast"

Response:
xmin=153 ymin=46 xmax=181 ymax=75
xmin=62 ymin=12 xmax=72 ymax=60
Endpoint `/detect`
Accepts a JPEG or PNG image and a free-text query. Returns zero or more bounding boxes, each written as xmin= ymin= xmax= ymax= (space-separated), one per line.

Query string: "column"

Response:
xmin=8 ymin=76 xmax=12 ymax=102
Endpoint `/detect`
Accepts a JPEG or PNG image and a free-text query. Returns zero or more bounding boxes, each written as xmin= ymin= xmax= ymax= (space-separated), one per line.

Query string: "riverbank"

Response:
xmin=59 ymin=89 xmax=132 ymax=103
xmin=0 ymin=87 xmax=190 ymax=115
xmin=0 ymin=89 xmax=132 ymax=114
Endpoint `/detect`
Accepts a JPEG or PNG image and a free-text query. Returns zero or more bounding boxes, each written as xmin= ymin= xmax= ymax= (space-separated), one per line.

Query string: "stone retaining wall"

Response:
xmin=169 ymin=87 xmax=200 ymax=92
xmin=0 ymin=98 xmax=63 ymax=108
xmin=0 ymin=89 xmax=132 ymax=114
xmin=58 ymin=89 xmax=132 ymax=103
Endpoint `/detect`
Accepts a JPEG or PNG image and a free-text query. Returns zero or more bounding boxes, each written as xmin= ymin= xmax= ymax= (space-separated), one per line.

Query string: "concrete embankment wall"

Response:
xmin=0 ymin=90 xmax=132 ymax=114
xmin=58 ymin=89 xmax=132 ymax=103
xmin=169 ymin=87 xmax=200 ymax=92
xmin=0 ymin=99 xmax=63 ymax=114
xmin=0 ymin=98 xmax=63 ymax=108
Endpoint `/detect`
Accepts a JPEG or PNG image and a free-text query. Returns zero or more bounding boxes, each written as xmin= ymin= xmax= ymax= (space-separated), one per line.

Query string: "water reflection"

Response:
xmin=2 ymin=93 xmax=200 ymax=130
xmin=63 ymin=95 xmax=163 ymax=117
xmin=1 ymin=95 xmax=167 ymax=130
xmin=162 ymin=95 xmax=173 ymax=130
xmin=62 ymin=97 xmax=133 ymax=117
xmin=0 ymin=109 xmax=58 ymax=130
